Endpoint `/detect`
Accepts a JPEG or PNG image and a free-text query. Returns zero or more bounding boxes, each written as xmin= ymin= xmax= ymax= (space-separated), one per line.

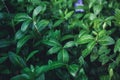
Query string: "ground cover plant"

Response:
xmin=0 ymin=0 xmax=120 ymax=80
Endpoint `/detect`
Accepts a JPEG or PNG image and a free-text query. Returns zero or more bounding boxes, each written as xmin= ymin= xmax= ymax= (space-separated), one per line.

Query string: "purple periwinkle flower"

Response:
xmin=75 ymin=0 xmax=84 ymax=13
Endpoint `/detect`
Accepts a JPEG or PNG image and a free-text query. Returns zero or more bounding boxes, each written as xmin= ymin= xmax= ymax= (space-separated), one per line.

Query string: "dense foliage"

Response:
xmin=0 ymin=0 xmax=120 ymax=80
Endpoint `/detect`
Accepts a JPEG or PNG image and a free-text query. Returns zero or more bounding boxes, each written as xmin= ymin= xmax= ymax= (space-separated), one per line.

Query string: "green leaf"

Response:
xmin=77 ymin=34 xmax=94 ymax=44
xmin=61 ymin=35 xmax=74 ymax=41
xmin=0 ymin=39 xmax=14 ymax=48
xmin=98 ymin=36 xmax=115 ymax=45
xmin=8 ymin=52 xmax=26 ymax=67
xmin=98 ymin=46 xmax=110 ymax=55
xmin=22 ymin=67 xmax=31 ymax=75
xmin=33 ymin=6 xmax=42 ymax=18
xmin=78 ymin=56 xmax=85 ymax=65
xmin=75 ymin=68 xmax=88 ymax=80
xmin=53 ymin=19 xmax=64 ymax=28
xmin=56 ymin=69 xmax=70 ymax=80
xmin=21 ymin=20 xmax=31 ymax=32
xmin=14 ymin=13 xmax=31 ymax=22
xmin=0 ymin=56 xmax=8 ymax=64
xmin=89 ymin=0 xmax=96 ymax=8
xmin=17 ymin=35 xmax=32 ymax=49
xmin=78 ymin=30 xmax=88 ymax=38
xmin=64 ymin=11 xmax=74 ymax=20
xmin=47 ymin=46 xmax=61 ymax=55
xmin=36 ymin=74 xmax=45 ymax=80
xmin=98 ymin=54 xmax=109 ymax=65
xmin=82 ymin=41 xmax=96 ymax=57
xmin=109 ymin=62 xmax=116 ymax=70
xmin=87 ymin=41 xmax=96 ymax=51
xmin=116 ymin=53 xmax=120 ymax=65
xmin=59 ymin=9 xmax=64 ymax=18
xmin=93 ymin=5 xmax=102 ymax=15
xmin=105 ymin=16 xmax=114 ymax=27
xmin=98 ymin=30 xmax=107 ymax=38
xmin=89 ymin=13 xmax=96 ymax=20
xmin=90 ymin=52 xmax=99 ymax=62
xmin=78 ymin=21 xmax=89 ymax=30
xmin=10 ymin=74 xmax=30 ymax=80
xmin=63 ymin=41 xmax=75 ymax=48
xmin=37 ymin=20 xmax=49 ymax=31
xmin=26 ymin=50 xmax=39 ymax=61
xmin=15 ymin=30 xmax=25 ymax=40
xmin=32 ymin=3 xmax=46 ymax=17
xmin=57 ymin=49 xmax=69 ymax=63
xmin=82 ymin=49 xmax=89 ymax=58
xmin=114 ymin=9 xmax=120 ymax=26
xmin=114 ymin=39 xmax=120 ymax=53
xmin=109 ymin=68 xmax=114 ymax=78
xmin=68 ymin=64 xmax=79 ymax=77
xmin=42 ymin=39 xmax=61 ymax=47
xmin=36 ymin=62 xmax=64 ymax=76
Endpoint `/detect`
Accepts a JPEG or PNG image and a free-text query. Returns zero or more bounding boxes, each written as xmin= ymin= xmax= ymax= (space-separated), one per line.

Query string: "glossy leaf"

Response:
xmin=98 ymin=30 xmax=107 ymax=38
xmin=36 ymin=74 xmax=45 ymax=80
xmin=82 ymin=41 xmax=96 ymax=57
xmin=8 ymin=52 xmax=26 ymax=67
xmin=61 ymin=35 xmax=74 ymax=41
xmin=98 ymin=46 xmax=110 ymax=55
xmin=75 ymin=68 xmax=88 ymax=80
xmin=53 ymin=19 xmax=64 ymax=28
xmin=98 ymin=36 xmax=115 ymax=45
xmin=78 ymin=56 xmax=85 ymax=65
xmin=114 ymin=9 xmax=120 ymax=26
xmin=93 ymin=5 xmax=102 ymax=15
xmin=56 ymin=69 xmax=70 ymax=80
xmin=89 ymin=0 xmax=96 ymax=8
xmin=114 ymin=39 xmax=120 ymax=53
xmin=0 ymin=39 xmax=14 ymax=48
xmin=21 ymin=20 xmax=31 ymax=32
xmin=14 ymin=13 xmax=31 ymax=22
xmin=26 ymin=50 xmax=39 ymax=61
xmin=10 ymin=74 xmax=30 ymax=80
xmin=68 ymin=64 xmax=79 ymax=77
xmin=42 ymin=39 xmax=61 ymax=47
xmin=98 ymin=54 xmax=109 ymax=65
xmin=64 ymin=11 xmax=74 ymax=20
xmin=33 ymin=6 xmax=42 ymax=18
xmin=57 ymin=49 xmax=69 ymax=63
xmin=17 ymin=35 xmax=32 ymax=49
xmin=89 ymin=13 xmax=96 ymax=20
xmin=116 ymin=53 xmax=120 ymax=65
xmin=63 ymin=41 xmax=75 ymax=48
xmin=36 ymin=62 xmax=64 ymax=76
xmin=90 ymin=52 xmax=99 ymax=62
xmin=47 ymin=46 xmax=61 ymax=55
xmin=15 ymin=30 xmax=25 ymax=40
xmin=87 ymin=41 xmax=96 ymax=51
xmin=36 ymin=20 xmax=49 ymax=31
xmin=77 ymin=34 xmax=94 ymax=44
xmin=109 ymin=68 xmax=113 ymax=78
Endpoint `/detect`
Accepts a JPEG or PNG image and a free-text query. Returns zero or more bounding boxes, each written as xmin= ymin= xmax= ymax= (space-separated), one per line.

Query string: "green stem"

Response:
xmin=2 ymin=0 xmax=10 ymax=14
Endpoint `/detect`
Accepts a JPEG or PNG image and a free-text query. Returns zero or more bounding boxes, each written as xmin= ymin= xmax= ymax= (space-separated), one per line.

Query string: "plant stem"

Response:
xmin=2 ymin=0 xmax=10 ymax=14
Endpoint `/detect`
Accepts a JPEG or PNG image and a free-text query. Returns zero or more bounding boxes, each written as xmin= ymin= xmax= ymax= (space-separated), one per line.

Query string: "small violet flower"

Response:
xmin=75 ymin=0 xmax=84 ymax=13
